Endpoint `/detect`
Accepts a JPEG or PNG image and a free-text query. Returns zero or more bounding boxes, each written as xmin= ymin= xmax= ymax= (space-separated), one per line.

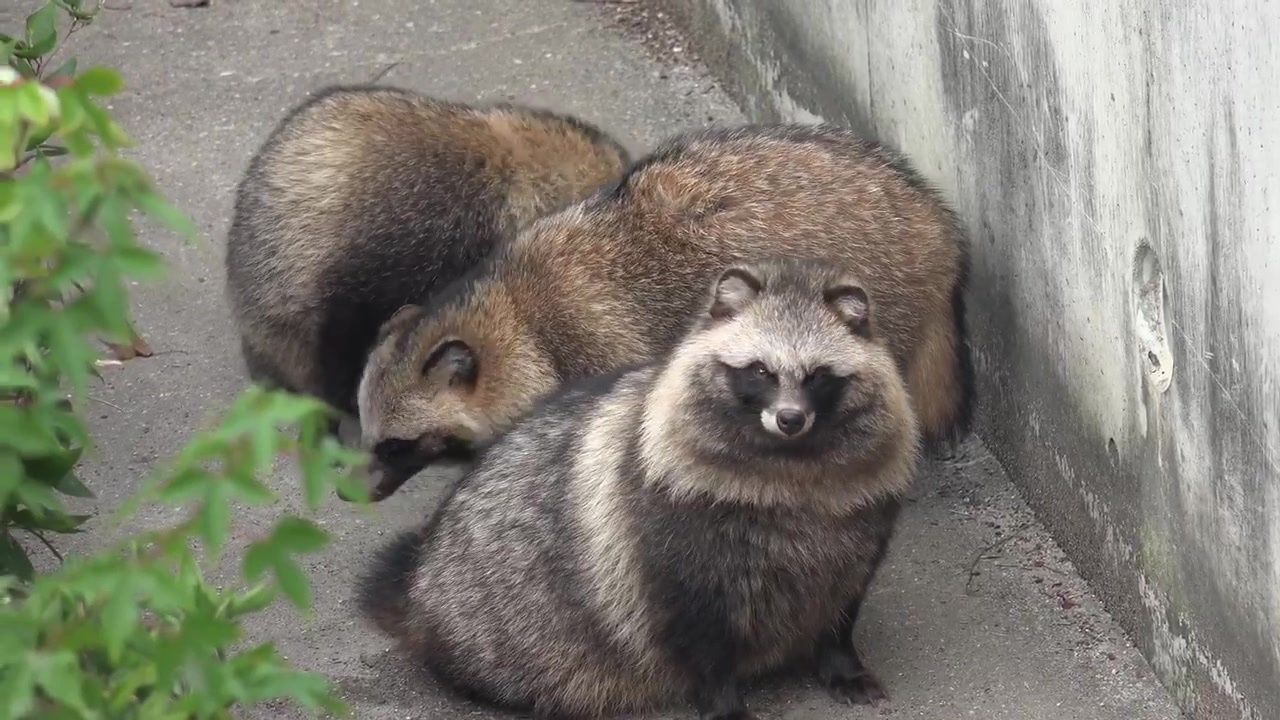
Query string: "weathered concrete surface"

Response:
xmin=0 ymin=0 xmax=1184 ymax=717
xmin=659 ymin=1 xmax=1280 ymax=718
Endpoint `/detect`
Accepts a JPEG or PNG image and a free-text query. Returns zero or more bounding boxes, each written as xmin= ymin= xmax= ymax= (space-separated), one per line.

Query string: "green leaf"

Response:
xmin=243 ymin=518 xmax=328 ymax=612
xmin=23 ymin=121 xmax=54 ymax=150
xmin=104 ymin=664 xmax=157 ymax=713
xmin=226 ymin=470 xmax=275 ymax=505
xmin=297 ymin=421 xmax=362 ymax=510
xmin=54 ymin=85 xmax=86 ymax=136
xmin=20 ymin=4 xmax=59 ymax=59
xmin=15 ymin=81 xmax=51 ymax=126
xmin=222 ymin=582 xmax=277 ymax=619
xmin=135 ymin=190 xmax=197 ymax=240
xmin=47 ymin=55 xmax=77 ymax=80
xmin=59 ymin=1 xmax=99 ymax=22
xmin=53 ymin=471 xmax=93 ymax=499
xmin=136 ymin=566 xmax=190 ymax=613
xmin=197 ymin=480 xmax=230 ymax=556
xmin=96 ymin=192 xmax=134 ymax=248
xmin=333 ymin=472 xmax=370 ymax=505
xmin=0 ymin=657 xmax=35 ymax=718
xmin=10 ymin=56 xmax=36 ymax=79
xmin=30 ymin=650 xmax=90 ymax=714
xmin=23 ymin=444 xmax=85 ymax=487
xmin=56 ymin=0 xmax=84 ymax=12
xmin=81 ymin=97 xmax=131 ymax=148
xmin=0 ymin=452 xmax=23 ymax=501
xmin=75 ymin=66 xmax=123 ymax=96
xmin=11 ymin=508 xmax=90 ymax=533
xmin=85 ymin=261 xmax=130 ymax=340
xmin=155 ymin=467 xmax=213 ymax=505
xmin=180 ymin=612 xmax=239 ymax=649
xmin=0 ymin=533 xmax=35 ymax=582
xmin=274 ymin=517 xmax=330 ymax=555
xmin=0 ymin=575 xmax=18 ymax=600
xmin=112 ymin=244 xmax=166 ymax=279
xmin=100 ymin=586 xmax=137 ymax=662
xmin=273 ymin=556 xmax=310 ymax=611
xmin=15 ymin=480 xmax=65 ymax=517
xmin=0 ymin=118 xmax=18 ymax=171
xmin=0 ymin=404 xmax=65 ymax=456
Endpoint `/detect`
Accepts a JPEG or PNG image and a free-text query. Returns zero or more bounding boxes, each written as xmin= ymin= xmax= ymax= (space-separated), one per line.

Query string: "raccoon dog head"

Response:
xmin=349 ymin=305 xmax=486 ymax=502
xmin=672 ymin=257 xmax=904 ymax=464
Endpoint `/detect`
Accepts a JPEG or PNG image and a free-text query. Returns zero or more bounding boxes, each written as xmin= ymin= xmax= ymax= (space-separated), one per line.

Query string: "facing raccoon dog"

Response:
xmin=357 ymin=257 xmax=920 ymax=720
xmin=356 ymin=123 xmax=972 ymax=501
xmin=224 ymin=84 xmax=630 ymax=434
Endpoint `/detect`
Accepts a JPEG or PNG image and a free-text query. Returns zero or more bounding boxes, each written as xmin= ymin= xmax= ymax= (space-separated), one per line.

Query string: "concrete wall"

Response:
xmin=661 ymin=1 xmax=1280 ymax=718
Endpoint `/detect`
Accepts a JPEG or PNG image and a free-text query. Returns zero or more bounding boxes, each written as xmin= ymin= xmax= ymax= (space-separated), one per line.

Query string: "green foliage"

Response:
xmin=0 ymin=2 xmax=371 ymax=717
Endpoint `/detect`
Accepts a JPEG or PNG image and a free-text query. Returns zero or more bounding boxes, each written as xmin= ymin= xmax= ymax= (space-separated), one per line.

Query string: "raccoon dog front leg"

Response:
xmin=664 ymin=603 xmax=753 ymax=719
xmin=816 ymin=593 xmax=887 ymax=706
xmin=690 ymin=659 xmax=752 ymax=720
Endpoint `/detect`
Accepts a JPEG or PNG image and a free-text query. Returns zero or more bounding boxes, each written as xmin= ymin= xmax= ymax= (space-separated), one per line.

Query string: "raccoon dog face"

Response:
xmin=681 ymin=258 xmax=893 ymax=461
xmin=353 ymin=305 xmax=483 ymax=501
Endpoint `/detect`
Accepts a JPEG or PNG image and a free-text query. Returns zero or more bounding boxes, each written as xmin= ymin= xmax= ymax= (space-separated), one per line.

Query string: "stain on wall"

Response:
xmin=664 ymin=0 xmax=1280 ymax=718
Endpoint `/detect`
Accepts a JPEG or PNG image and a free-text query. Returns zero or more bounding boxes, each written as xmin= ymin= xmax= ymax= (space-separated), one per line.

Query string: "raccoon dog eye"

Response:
xmin=804 ymin=366 xmax=832 ymax=385
xmin=373 ymin=438 xmax=417 ymax=464
xmin=749 ymin=361 xmax=772 ymax=379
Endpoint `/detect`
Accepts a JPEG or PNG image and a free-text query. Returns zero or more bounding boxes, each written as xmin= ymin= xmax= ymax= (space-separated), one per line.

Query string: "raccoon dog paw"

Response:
xmin=825 ymin=670 xmax=888 ymax=706
xmin=693 ymin=676 xmax=755 ymax=720
xmin=818 ymin=646 xmax=888 ymax=706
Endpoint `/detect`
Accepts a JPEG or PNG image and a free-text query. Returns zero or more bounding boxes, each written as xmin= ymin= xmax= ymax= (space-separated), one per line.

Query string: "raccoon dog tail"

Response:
xmin=356 ymin=529 xmax=427 ymax=638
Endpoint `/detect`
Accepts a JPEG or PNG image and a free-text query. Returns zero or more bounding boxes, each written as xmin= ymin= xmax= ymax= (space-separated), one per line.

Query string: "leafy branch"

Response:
xmin=0 ymin=2 xmax=373 ymax=717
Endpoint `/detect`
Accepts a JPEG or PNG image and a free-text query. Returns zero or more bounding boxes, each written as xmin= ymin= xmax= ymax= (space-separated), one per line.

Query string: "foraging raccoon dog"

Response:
xmin=224 ymin=84 xmax=629 ymax=432
xmin=357 ymin=258 xmax=920 ymax=719
xmin=357 ymin=123 xmax=971 ymax=500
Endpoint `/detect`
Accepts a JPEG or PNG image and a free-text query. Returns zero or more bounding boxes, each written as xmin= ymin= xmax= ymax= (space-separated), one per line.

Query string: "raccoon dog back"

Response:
xmin=224 ymin=84 xmax=630 ymax=420
xmin=357 ymin=123 xmax=972 ymax=500
xmin=357 ymin=257 xmax=920 ymax=719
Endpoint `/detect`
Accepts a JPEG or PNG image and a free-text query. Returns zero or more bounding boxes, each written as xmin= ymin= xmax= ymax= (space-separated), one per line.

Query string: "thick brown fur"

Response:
xmin=224 ymin=84 xmax=630 ymax=425
xmin=357 ymin=258 xmax=920 ymax=719
xmin=357 ymin=123 xmax=973 ymax=499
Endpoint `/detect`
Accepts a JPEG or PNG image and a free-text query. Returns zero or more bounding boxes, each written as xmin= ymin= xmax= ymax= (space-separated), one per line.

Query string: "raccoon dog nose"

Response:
xmin=775 ymin=409 xmax=807 ymax=436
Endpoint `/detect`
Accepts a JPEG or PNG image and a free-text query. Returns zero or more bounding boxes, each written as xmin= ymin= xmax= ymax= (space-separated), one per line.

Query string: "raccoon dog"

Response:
xmin=224 ymin=84 xmax=630 ymax=432
xmin=357 ymin=123 xmax=971 ymax=501
xmin=357 ymin=258 xmax=920 ymax=719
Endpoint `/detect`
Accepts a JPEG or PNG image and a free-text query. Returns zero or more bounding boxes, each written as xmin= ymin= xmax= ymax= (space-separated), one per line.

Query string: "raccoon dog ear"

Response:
xmin=422 ymin=338 xmax=478 ymax=388
xmin=377 ymin=304 xmax=425 ymax=342
xmin=824 ymin=282 xmax=871 ymax=336
xmin=708 ymin=266 xmax=764 ymax=320
xmin=388 ymin=304 xmax=421 ymax=324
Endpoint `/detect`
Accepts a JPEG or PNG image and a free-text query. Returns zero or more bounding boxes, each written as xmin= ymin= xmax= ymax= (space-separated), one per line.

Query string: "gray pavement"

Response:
xmin=3 ymin=0 xmax=1184 ymax=718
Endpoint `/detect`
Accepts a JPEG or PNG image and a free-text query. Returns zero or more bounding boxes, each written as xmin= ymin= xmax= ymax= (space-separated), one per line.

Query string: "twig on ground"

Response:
xmin=965 ymin=522 xmax=1033 ymax=595
xmin=28 ymin=529 xmax=65 ymax=564
xmin=88 ymin=395 xmax=124 ymax=412
xmin=368 ymin=62 xmax=400 ymax=84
